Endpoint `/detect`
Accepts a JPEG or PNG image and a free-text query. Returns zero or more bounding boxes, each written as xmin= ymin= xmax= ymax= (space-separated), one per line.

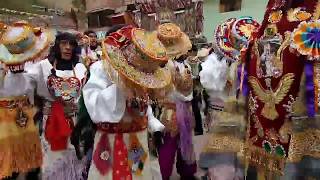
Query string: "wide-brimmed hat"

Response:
xmin=102 ymin=26 xmax=171 ymax=96
xmin=156 ymin=23 xmax=192 ymax=60
xmin=214 ymin=17 xmax=260 ymax=62
xmin=0 ymin=21 xmax=55 ymax=70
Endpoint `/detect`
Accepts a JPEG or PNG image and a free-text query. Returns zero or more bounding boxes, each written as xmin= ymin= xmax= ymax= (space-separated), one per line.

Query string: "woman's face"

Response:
xmin=59 ymin=40 xmax=74 ymax=60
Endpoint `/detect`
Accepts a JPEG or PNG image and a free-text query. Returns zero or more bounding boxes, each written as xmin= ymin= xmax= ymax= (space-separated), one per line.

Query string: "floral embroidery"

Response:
xmin=268 ymin=10 xmax=283 ymax=24
xmin=287 ymin=8 xmax=312 ymax=22
xmin=282 ymin=95 xmax=296 ymax=118
xmin=248 ymin=91 xmax=258 ymax=115
xmin=270 ymin=0 xmax=285 ymax=10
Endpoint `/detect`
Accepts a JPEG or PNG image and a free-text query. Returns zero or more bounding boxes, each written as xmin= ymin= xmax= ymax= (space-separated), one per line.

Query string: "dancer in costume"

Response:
xmin=83 ymin=26 xmax=168 ymax=179
xmin=198 ymin=17 xmax=260 ymax=180
xmin=0 ymin=21 xmax=54 ymax=179
xmin=34 ymin=32 xmax=88 ymax=180
xmin=154 ymin=22 xmax=197 ymax=180
xmin=71 ymin=25 xmax=128 ymax=179
xmin=243 ymin=0 xmax=320 ymax=179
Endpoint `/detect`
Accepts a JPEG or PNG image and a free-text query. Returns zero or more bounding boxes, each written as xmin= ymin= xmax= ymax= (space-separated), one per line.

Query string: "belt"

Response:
xmin=0 ymin=96 xmax=30 ymax=109
xmin=97 ymin=116 xmax=148 ymax=133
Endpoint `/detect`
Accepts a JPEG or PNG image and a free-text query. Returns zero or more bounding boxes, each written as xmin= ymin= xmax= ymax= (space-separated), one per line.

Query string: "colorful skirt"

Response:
xmin=0 ymin=97 xmax=42 ymax=178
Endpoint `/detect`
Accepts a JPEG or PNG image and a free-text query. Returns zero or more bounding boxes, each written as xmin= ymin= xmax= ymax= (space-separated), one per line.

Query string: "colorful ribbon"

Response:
xmin=237 ymin=63 xmax=249 ymax=97
xmin=305 ymin=61 xmax=316 ymax=117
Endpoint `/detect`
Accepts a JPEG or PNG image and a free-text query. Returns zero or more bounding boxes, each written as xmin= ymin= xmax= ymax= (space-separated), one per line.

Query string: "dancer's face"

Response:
xmin=59 ymin=40 xmax=74 ymax=60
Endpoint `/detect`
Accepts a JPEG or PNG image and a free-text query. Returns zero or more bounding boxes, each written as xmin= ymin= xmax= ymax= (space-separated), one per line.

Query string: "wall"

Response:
xmin=203 ymin=0 xmax=269 ymax=41
xmin=38 ymin=0 xmax=73 ymax=11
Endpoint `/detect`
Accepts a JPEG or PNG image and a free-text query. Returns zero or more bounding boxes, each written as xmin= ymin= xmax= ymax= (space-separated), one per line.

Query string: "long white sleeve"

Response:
xmin=25 ymin=61 xmax=51 ymax=100
xmin=147 ymin=105 xmax=165 ymax=133
xmin=82 ymin=61 xmax=126 ymax=123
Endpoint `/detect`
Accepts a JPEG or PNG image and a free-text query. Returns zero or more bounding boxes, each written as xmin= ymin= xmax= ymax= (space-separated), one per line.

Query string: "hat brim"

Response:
xmin=0 ymin=29 xmax=56 ymax=65
xmin=103 ymin=43 xmax=171 ymax=90
xmin=159 ymin=32 xmax=192 ymax=60
xmin=214 ymin=18 xmax=239 ymax=62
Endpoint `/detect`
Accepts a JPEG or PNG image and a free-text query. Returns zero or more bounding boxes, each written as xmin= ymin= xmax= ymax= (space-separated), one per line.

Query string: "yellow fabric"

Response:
xmin=0 ymin=106 xmax=42 ymax=178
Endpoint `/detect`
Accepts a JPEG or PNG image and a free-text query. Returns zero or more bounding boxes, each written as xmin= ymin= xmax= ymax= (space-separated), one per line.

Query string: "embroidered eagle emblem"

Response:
xmin=249 ymin=73 xmax=295 ymax=120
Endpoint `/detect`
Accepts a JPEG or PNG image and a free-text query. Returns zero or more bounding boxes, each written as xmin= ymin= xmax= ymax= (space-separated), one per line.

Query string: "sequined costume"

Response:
xmin=198 ymin=17 xmax=260 ymax=180
xmin=244 ymin=0 xmax=320 ymax=178
xmin=27 ymin=58 xmax=88 ymax=180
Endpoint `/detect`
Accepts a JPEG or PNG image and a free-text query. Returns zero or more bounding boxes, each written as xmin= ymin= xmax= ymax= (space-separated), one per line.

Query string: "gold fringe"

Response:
xmin=0 ymin=131 xmax=42 ymax=178
xmin=0 ymin=105 xmax=42 ymax=178
xmin=204 ymin=134 xmax=245 ymax=156
xmin=244 ymin=145 xmax=285 ymax=175
xmin=287 ymin=128 xmax=320 ymax=163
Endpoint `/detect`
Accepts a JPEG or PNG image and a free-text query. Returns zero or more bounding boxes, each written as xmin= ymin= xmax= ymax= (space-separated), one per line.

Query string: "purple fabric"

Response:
xmin=305 ymin=61 xmax=316 ymax=117
xmin=237 ymin=64 xmax=249 ymax=97
xmin=176 ymin=100 xmax=195 ymax=164
xmin=158 ymin=133 xmax=197 ymax=179
xmin=43 ymin=150 xmax=87 ymax=180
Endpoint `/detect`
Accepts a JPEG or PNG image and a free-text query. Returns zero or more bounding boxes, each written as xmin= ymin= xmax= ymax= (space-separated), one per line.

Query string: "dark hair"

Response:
xmin=48 ymin=32 xmax=80 ymax=65
xmin=84 ymin=30 xmax=96 ymax=37
xmin=105 ymin=24 xmax=127 ymax=37
xmin=188 ymin=44 xmax=198 ymax=53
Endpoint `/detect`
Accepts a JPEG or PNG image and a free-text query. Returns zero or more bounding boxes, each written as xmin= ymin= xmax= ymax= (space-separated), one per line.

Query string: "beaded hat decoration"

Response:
xmin=214 ymin=17 xmax=260 ymax=62
xmin=156 ymin=23 xmax=192 ymax=60
xmin=102 ymin=26 xmax=171 ymax=95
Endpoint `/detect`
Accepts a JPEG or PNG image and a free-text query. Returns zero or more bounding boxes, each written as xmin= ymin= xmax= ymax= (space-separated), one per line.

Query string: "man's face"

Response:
xmin=59 ymin=40 xmax=74 ymax=60
xmin=88 ymin=33 xmax=97 ymax=47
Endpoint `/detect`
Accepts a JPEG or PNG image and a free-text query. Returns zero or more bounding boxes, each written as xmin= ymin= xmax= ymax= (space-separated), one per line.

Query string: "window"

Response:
xmin=88 ymin=9 xmax=114 ymax=28
xmin=219 ymin=0 xmax=242 ymax=13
